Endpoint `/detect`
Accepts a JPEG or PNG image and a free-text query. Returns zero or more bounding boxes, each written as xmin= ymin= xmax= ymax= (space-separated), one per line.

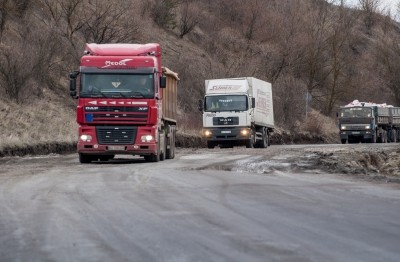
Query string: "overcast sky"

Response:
xmin=345 ymin=0 xmax=399 ymax=14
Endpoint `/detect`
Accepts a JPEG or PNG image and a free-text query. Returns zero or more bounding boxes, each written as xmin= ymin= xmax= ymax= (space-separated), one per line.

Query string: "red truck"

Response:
xmin=69 ymin=43 xmax=179 ymax=163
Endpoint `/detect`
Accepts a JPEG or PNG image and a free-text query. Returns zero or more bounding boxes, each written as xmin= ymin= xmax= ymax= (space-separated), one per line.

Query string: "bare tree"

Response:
xmin=375 ymin=32 xmax=400 ymax=105
xmin=358 ymin=0 xmax=381 ymax=31
xmin=0 ymin=0 xmax=30 ymax=41
xmin=152 ymin=0 xmax=179 ymax=29
xmin=82 ymin=1 xmax=141 ymax=44
xmin=178 ymin=0 xmax=199 ymax=38
xmin=242 ymin=0 xmax=261 ymax=41
xmin=0 ymin=44 xmax=34 ymax=102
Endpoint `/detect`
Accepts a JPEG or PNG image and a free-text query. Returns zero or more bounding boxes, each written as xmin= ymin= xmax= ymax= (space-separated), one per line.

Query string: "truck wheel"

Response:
xmin=383 ymin=131 xmax=388 ymax=143
xmin=147 ymin=135 xmax=161 ymax=162
xmin=99 ymin=155 xmax=114 ymax=162
xmin=246 ymin=129 xmax=255 ymax=148
xmin=166 ymin=126 xmax=175 ymax=159
xmin=148 ymin=152 xmax=160 ymax=162
xmin=390 ymin=130 xmax=397 ymax=143
xmin=207 ymin=141 xmax=215 ymax=149
xmin=341 ymin=139 xmax=346 ymax=144
xmin=160 ymin=137 xmax=166 ymax=161
xmin=79 ymin=153 xmax=92 ymax=164
xmin=260 ymin=129 xmax=268 ymax=148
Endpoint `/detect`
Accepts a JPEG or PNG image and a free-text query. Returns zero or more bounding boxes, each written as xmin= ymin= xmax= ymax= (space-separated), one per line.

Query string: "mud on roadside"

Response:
xmin=314 ymin=148 xmax=400 ymax=183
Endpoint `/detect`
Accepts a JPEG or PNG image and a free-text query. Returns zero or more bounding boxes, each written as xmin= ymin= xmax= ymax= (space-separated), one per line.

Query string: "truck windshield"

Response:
xmin=340 ymin=107 xmax=372 ymax=118
xmin=80 ymin=73 xmax=154 ymax=98
xmin=205 ymin=95 xmax=247 ymax=112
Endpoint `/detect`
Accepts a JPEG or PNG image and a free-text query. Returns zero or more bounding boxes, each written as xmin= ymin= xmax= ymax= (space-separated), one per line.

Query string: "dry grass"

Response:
xmin=0 ymin=97 xmax=77 ymax=150
xmin=299 ymin=110 xmax=339 ymax=143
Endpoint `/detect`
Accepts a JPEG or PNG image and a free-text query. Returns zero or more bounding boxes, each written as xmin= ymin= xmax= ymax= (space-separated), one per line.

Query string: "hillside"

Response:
xmin=0 ymin=0 xmax=400 ymax=154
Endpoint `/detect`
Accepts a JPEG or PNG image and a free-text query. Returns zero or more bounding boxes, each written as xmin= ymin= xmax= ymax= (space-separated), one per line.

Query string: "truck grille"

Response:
xmin=213 ymin=117 xmax=239 ymax=125
xmin=343 ymin=124 xmax=368 ymax=130
xmin=96 ymin=126 xmax=136 ymax=145
xmin=85 ymin=106 xmax=148 ymax=124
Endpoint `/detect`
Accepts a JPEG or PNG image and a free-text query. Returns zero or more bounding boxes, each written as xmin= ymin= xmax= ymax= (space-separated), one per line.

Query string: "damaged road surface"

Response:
xmin=0 ymin=144 xmax=399 ymax=262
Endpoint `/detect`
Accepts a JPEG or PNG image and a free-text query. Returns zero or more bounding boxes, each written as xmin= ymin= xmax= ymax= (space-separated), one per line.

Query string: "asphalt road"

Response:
xmin=0 ymin=145 xmax=399 ymax=262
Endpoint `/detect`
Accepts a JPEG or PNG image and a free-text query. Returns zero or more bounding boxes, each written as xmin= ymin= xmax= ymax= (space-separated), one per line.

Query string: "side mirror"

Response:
xmin=336 ymin=112 xmax=339 ymax=117
xmin=198 ymin=99 xmax=204 ymax=111
xmin=251 ymin=97 xmax=256 ymax=109
xmin=160 ymin=76 xmax=166 ymax=88
xmin=69 ymin=71 xmax=79 ymax=98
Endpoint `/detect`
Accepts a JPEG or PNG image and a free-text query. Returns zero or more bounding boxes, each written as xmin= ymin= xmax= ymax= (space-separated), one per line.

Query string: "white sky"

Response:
xmin=345 ymin=0 xmax=399 ymax=15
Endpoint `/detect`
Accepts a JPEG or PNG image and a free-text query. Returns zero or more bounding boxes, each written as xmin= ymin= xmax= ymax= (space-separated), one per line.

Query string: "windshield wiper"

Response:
xmin=82 ymin=93 xmax=107 ymax=98
xmin=128 ymin=91 xmax=146 ymax=98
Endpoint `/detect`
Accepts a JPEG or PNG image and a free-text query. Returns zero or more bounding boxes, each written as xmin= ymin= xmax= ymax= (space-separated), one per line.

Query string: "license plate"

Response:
xmin=352 ymin=132 xmax=360 ymax=134
xmin=108 ymin=145 xmax=125 ymax=151
xmin=221 ymin=130 xmax=231 ymax=134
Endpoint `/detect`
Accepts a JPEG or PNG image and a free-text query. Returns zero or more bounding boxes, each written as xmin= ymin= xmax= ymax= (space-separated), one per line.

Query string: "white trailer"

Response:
xmin=199 ymin=77 xmax=274 ymax=148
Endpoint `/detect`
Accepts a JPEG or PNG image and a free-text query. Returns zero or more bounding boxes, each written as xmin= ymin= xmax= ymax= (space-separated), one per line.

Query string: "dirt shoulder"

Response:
xmin=179 ymin=143 xmax=400 ymax=184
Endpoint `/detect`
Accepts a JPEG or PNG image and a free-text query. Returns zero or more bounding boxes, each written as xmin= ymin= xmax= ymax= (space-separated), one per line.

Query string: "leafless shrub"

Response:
xmin=358 ymin=0 xmax=381 ymax=31
xmin=273 ymin=75 xmax=307 ymax=130
xmin=82 ymin=0 xmax=141 ymax=44
xmin=178 ymin=0 xmax=199 ymax=38
xmin=0 ymin=0 xmax=31 ymax=41
xmin=151 ymin=0 xmax=178 ymax=29
xmin=0 ymin=45 xmax=33 ymax=102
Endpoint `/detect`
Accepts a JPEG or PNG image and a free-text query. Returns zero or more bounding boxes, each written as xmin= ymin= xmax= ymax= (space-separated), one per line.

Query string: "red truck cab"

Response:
xmin=69 ymin=43 xmax=179 ymax=163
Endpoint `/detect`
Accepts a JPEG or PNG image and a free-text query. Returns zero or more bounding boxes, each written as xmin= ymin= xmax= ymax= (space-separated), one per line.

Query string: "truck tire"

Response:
xmin=246 ymin=129 xmax=255 ymax=148
xmin=207 ymin=141 xmax=215 ymax=149
xmin=341 ymin=139 xmax=346 ymax=144
xmin=389 ymin=130 xmax=397 ymax=143
xmin=368 ymin=135 xmax=376 ymax=143
xmin=160 ymin=137 xmax=166 ymax=161
xmin=148 ymin=152 xmax=160 ymax=162
xmin=259 ymin=128 xmax=268 ymax=148
xmin=147 ymin=134 xmax=161 ymax=162
xmin=166 ymin=126 xmax=175 ymax=159
xmin=79 ymin=153 xmax=92 ymax=164
xmin=99 ymin=155 xmax=114 ymax=162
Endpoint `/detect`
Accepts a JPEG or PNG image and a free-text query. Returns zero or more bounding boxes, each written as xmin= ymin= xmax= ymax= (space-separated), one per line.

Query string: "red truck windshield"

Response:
xmin=80 ymin=73 xmax=154 ymax=98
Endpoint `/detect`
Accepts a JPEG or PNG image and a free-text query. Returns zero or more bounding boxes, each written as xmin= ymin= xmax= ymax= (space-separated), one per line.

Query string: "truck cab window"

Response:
xmin=205 ymin=95 xmax=247 ymax=112
xmin=80 ymin=74 xmax=154 ymax=98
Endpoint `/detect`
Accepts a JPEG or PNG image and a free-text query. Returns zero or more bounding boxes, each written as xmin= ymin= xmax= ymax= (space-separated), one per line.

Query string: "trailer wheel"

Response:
xmin=79 ymin=153 xmax=92 ymax=164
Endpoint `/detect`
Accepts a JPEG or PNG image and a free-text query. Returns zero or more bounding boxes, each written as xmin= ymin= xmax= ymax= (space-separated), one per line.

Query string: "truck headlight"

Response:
xmin=340 ymin=126 xmax=346 ymax=130
xmin=240 ymin=129 xmax=249 ymax=135
xmin=204 ymin=130 xmax=212 ymax=136
xmin=365 ymin=125 xmax=371 ymax=129
xmin=80 ymin=134 xmax=92 ymax=142
xmin=141 ymin=135 xmax=153 ymax=142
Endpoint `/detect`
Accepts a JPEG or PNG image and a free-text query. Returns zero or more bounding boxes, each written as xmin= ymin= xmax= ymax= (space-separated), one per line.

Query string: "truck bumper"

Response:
xmin=203 ymin=127 xmax=251 ymax=145
xmin=339 ymin=130 xmax=374 ymax=140
xmin=77 ymin=125 xmax=158 ymax=156
xmin=77 ymin=143 xmax=157 ymax=156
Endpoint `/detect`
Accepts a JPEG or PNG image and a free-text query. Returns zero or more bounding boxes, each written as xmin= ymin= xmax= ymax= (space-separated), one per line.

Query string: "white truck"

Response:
xmin=199 ymin=77 xmax=274 ymax=148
